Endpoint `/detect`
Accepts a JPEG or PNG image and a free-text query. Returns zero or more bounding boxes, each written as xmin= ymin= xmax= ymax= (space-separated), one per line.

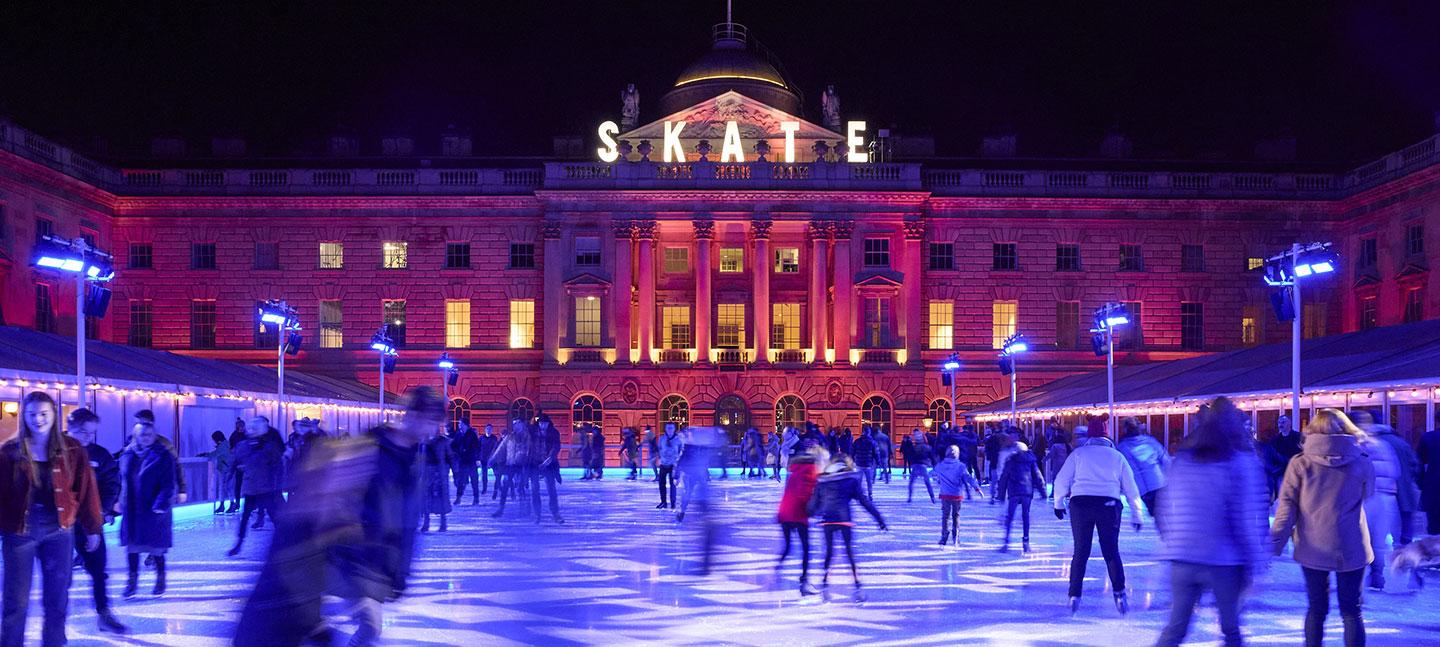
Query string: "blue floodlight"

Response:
xmin=370 ymin=326 xmax=397 ymax=355
xmin=32 ymin=236 xmax=116 ymax=282
xmin=437 ymin=353 xmax=455 ymax=370
xmin=942 ymin=359 xmax=961 ymax=372
xmin=1105 ymin=315 xmax=1129 ymax=327
xmin=1001 ymin=334 xmax=1029 ymax=355
xmin=258 ymin=300 xmax=300 ymax=330
xmin=1093 ymin=303 xmax=1130 ymax=331
xmin=1261 ymin=243 xmax=1338 ymax=287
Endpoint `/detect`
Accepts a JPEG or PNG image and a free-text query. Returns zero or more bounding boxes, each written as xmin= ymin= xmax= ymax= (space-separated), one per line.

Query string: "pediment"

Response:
xmin=621 ymin=91 xmax=841 ymax=141
xmin=1352 ymin=273 xmax=1380 ymax=288
xmin=563 ymin=273 xmax=613 ymax=293
xmin=854 ymin=271 xmax=905 ymax=288
xmin=1397 ymin=262 xmax=1429 ymax=281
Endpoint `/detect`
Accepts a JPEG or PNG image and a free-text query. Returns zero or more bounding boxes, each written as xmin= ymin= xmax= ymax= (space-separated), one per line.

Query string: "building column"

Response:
xmin=636 ymin=220 xmax=657 ymax=364
xmin=902 ymin=218 xmax=925 ymax=365
xmin=809 ymin=221 xmax=831 ymax=363
xmin=751 ymin=219 xmax=773 ymax=364
xmin=542 ymin=221 xmax=564 ymax=365
xmin=612 ymin=220 xmax=634 ymax=364
xmin=832 ymin=221 xmax=854 ymax=365
xmin=694 ymin=219 xmax=714 ymax=364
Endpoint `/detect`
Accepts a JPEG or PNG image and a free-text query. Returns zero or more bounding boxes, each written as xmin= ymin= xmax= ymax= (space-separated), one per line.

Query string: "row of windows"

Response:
xmin=1357 ymin=287 xmax=1427 ymax=331
xmin=125 ymin=241 xmax=540 ymax=271
xmin=926 ymin=299 xmax=1207 ymax=351
xmin=544 ymin=392 xmax=900 ymax=435
xmin=1356 ymin=224 xmax=1426 ymax=272
xmin=927 ymin=242 xmax=1212 ymax=273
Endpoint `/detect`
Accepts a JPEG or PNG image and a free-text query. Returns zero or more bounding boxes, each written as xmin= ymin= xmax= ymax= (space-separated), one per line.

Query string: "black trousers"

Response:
xmin=1004 ymin=496 xmax=1033 ymax=543
xmin=453 ymin=463 xmax=480 ymax=502
xmin=1067 ymin=495 xmax=1125 ymax=598
xmin=237 ymin=491 xmax=281 ymax=542
xmin=778 ymin=522 xmax=811 ymax=583
xmin=657 ymin=465 xmax=677 ymax=506
xmin=72 ymin=525 xmax=110 ymax=613
xmin=821 ymin=524 xmax=859 ymax=585
xmin=1302 ymin=566 xmax=1365 ymax=647
xmin=531 ymin=465 xmax=561 ymax=518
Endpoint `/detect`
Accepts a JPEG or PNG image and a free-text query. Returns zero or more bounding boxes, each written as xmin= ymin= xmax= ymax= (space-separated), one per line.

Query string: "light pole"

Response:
xmin=32 ymin=235 xmax=115 ymax=407
xmin=1263 ymin=242 xmax=1337 ymax=426
xmin=259 ymin=300 xmax=301 ymax=431
xmin=1092 ymin=303 xmax=1130 ymax=435
xmin=999 ymin=333 xmax=1029 ymax=428
xmin=370 ymin=326 xmax=398 ymax=421
xmin=942 ymin=355 xmax=960 ymax=430
xmin=437 ymin=352 xmax=458 ymax=427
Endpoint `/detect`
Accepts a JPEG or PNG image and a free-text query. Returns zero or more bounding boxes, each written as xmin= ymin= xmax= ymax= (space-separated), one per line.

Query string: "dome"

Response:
xmin=659 ymin=23 xmax=802 ymax=116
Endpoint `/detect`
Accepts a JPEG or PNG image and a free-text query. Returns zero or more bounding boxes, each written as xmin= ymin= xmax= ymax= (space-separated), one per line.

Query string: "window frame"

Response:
xmin=991 ymin=300 xmax=1018 ymax=350
xmin=863 ymin=238 xmax=891 ymax=268
xmin=1056 ymin=301 xmax=1081 ymax=350
xmin=509 ymin=242 xmax=536 ymax=269
xmin=445 ymin=242 xmax=472 ymax=270
xmin=662 ymin=247 xmax=690 ymax=274
xmin=1180 ymin=244 xmax=1205 ymax=273
xmin=927 ymin=300 xmax=953 ymax=350
xmin=190 ymin=299 xmax=218 ymax=349
xmin=128 ymin=243 xmax=153 ymax=269
xmin=319 ymin=242 xmax=344 ymax=269
xmin=992 ymin=242 xmax=1019 ymax=271
xmin=319 ymin=299 xmax=344 ymax=349
xmin=772 ymin=303 xmax=801 ymax=349
xmin=254 ymin=241 xmax=280 ymax=270
xmin=382 ymin=241 xmax=409 ymax=270
xmin=661 ymin=305 xmax=692 ymax=349
xmin=445 ymin=299 xmax=472 ymax=348
xmin=509 ymin=299 xmax=536 ymax=349
xmin=574 ymin=296 xmax=601 ymax=347
xmin=1055 ymin=244 xmax=1081 ymax=272
xmin=719 ymin=247 xmax=744 ymax=273
xmin=716 ymin=303 xmax=746 ymax=348
xmin=1180 ymin=302 xmax=1204 ymax=350
xmin=1118 ymin=244 xmax=1145 ymax=272
xmin=928 ymin=242 xmax=955 ymax=271
xmin=774 ymin=248 xmax=800 ymax=273
xmin=191 ymin=242 xmax=218 ymax=270
xmin=575 ymin=236 xmax=602 ymax=267
xmin=382 ymin=299 xmax=407 ymax=347
xmin=128 ymin=299 xmax=153 ymax=347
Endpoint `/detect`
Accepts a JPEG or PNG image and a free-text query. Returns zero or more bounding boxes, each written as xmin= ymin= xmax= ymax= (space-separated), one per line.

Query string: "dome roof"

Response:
xmin=674 ymin=46 xmax=787 ymax=89
xmin=659 ymin=23 xmax=802 ymax=117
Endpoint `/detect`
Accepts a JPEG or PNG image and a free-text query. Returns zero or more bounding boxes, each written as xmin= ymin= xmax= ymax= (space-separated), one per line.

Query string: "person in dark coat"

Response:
xmin=477 ymin=424 xmax=499 ymax=496
xmin=996 ymin=442 xmax=1047 ymax=552
xmin=899 ymin=434 xmax=915 ymax=477
xmin=807 ymin=456 xmax=887 ymax=600
xmin=621 ymin=428 xmax=642 ymax=480
xmin=228 ymin=417 xmax=286 ymax=557
xmin=851 ymin=427 xmax=880 ymax=498
xmin=199 ymin=430 xmax=234 ymax=514
xmin=421 ymin=427 xmax=452 ymax=532
xmin=118 ymin=420 xmax=176 ymax=598
xmin=227 ymin=418 xmax=247 ymax=513
xmin=907 ymin=429 xmax=937 ymax=504
xmin=450 ymin=421 xmax=481 ymax=506
xmin=589 ymin=427 xmax=606 ymax=479
xmin=578 ymin=424 xmax=596 ymax=479
xmin=132 ymin=409 xmax=186 ymax=505
xmin=1419 ymin=427 xmax=1440 ymax=535
xmin=531 ymin=415 xmax=565 ymax=524
xmin=1264 ymin=415 xmax=1302 ymax=501
xmin=64 ymin=408 xmax=128 ymax=634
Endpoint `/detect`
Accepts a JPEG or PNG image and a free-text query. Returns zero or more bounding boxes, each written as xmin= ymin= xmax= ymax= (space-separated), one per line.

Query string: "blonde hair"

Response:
xmin=1304 ymin=409 xmax=1363 ymax=437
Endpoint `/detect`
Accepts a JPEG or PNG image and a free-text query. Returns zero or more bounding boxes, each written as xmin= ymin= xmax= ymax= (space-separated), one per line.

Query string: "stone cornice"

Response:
xmin=924 ymin=195 xmax=1338 ymax=215
xmin=536 ymin=189 xmax=930 ymax=206
xmin=113 ymin=195 xmax=540 ymax=216
xmin=0 ymin=150 xmax=118 ymax=212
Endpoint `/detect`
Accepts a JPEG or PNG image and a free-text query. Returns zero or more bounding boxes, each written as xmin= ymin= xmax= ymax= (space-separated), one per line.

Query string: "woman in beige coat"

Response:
xmin=1269 ymin=409 xmax=1374 ymax=647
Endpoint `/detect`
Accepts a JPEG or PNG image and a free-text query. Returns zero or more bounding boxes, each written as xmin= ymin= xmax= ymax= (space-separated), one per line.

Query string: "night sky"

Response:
xmin=3 ymin=1 xmax=1438 ymax=163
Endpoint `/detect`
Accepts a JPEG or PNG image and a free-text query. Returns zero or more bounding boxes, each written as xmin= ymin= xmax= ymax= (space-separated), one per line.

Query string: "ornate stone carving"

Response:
xmin=541 ymin=221 xmax=563 ymax=240
xmin=749 ymin=218 xmax=773 ymax=241
xmin=692 ymin=219 xmax=715 ymax=240
xmin=634 ymin=220 xmax=658 ymax=240
xmin=831 ymin=220 xmax=854 ymax=241
xmin=636 ymin=140 xmax=653 ymax=162
xmin=807 ymin=220 xmax=833 ymax=242
xmin=696 ymin=140 xmax=712 ymax=162
xmin=612 ymin=219 xmax=634 ymax=239
xmin=903 ymin=218 xmax=926 ymax=240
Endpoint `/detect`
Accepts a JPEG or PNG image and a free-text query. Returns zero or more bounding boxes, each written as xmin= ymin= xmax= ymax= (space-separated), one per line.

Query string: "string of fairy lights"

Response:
xmin=972 ymin=383 xmax=1440 ymax=423
xmin=0 ymin=377 xmax=388 ymax=415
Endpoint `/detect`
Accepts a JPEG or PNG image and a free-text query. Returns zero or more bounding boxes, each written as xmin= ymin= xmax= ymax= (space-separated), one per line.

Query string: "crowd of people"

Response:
xmin=2 ymin=389 xmax=1440 ymax=646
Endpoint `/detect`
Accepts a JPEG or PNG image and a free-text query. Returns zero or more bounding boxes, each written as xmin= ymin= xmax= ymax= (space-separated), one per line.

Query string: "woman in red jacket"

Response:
xmin=776 ymin=447 xmax=824 ymax=595
xmin=1 ymin=391 xmax=104 ymax=647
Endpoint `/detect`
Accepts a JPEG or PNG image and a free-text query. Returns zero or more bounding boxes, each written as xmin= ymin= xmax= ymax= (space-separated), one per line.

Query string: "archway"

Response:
xmin=714 ymin=394 xmax=750 ymax=445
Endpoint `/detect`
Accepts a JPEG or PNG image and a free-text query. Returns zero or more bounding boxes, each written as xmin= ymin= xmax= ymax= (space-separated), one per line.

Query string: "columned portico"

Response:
xmin=693 ymin=219 xmax=714 ymax=364
xmin=636 ymin=220 xmax=657 ymax=364
xmin=613 ymin=220 xmax=634 ymax=364
xmin=832 ymin=221 xmax=854 ymax=365
xmin=902 ymin=219 xmax=924 ymax=364
xmin=542 ymin=221 xmax=563 ymax=364
xmin=750 ymin=218 xmax=772 ymax=364
xmin=809 ymin=221 xmax=830 ymax=363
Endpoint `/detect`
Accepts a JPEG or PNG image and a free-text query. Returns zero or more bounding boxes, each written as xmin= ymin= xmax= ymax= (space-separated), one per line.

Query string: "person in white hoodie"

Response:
xmin=1053 ymin=423 xmax=1145 ymax=616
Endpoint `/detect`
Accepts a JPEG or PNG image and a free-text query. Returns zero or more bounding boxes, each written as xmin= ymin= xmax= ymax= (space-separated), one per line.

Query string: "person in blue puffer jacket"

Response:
xmin=1117 ymin=417 xmax=1169 ymax=528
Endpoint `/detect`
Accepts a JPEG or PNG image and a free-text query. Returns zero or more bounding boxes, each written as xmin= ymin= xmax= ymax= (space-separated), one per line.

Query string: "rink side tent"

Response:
xmin=0 ymin=325 xmax=395 ymax=499
xmin=968 ymin=318 xmax=1440 ymax=449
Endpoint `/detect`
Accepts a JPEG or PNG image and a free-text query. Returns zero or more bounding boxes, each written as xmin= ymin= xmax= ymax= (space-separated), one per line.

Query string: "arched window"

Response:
xmin=659 ymin=394 xmax=689 ymax=428
xmin=572 ymin=395 xmax=603 ymax=432
xmin=449 ymin=398 xmax=471 ymax=431
xmin=714 ymin=394 xmax=750 ymax=444
xmin=775 ymin=395 xmax=806 ymax=432
xmin=860 ymin=395 xmax=893 ymax=433
xmin=926 ymin=398 xmax=952 ymax=428
xmin=509 ymin=398 xmax=536 ymax=425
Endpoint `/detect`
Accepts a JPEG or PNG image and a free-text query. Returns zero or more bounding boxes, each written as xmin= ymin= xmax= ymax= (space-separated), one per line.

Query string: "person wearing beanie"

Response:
xmin=1053 ymin=428 xmax=1145 ymax=616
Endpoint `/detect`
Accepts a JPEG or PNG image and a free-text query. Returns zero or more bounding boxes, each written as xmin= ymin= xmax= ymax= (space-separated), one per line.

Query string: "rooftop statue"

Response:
xmin=621 ymin=84 xmax=641 ymax=130
xmin=821 ymin=85 xmax=841 ymax=131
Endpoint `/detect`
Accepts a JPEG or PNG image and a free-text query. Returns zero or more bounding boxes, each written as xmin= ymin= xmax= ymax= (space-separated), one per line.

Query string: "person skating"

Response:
xmin=117 ymin=420 xmax=176 ymax=598
xmin=656 ymin=422 xmax=684 ymax=509
xmin=531 ymin=415 xmax=565 ymax=524
xmin=227 ymin=417 xmax=285 ymax=556
xmin=1264 ymin=415 xmax=1302 ymax=502
xmin=578 ymin=424 xmax=596 ymax=480
xmin=900 ymin=433 xmax=914 ymax=478
xmin=491 ymin=420 xmax=531 ymax=518
xmin=1052 ymin=424 xmax=1145 ymax=616
xmin=199 ymin=430 xmax=234 ymax=514
xmin=62 ymin=408 xmax=129 ymax=634
xmin=589 ymin=426 xmax=606 ymax=480
xmin=227 ymin=418 xmax=247 ymax=513
xmin=644 ymin=426 xmax=659 ymax=481
xmin=450 ymin=421 xmax=481 ymax=506
xmin=780 ymin=426 xmax=800 ymax=470
xmin=851 ymin=427 xmax=880 ymax=499
xmin=1118 ymin=417 xmax=1170 ymax=529
xmin=777 ymin=446 xmax=823 ymax=594
xmin=995 ymin=442 xmax=1045 ymax=552
xmin=1044 ymin=429 xmax=1071 ymax=499
xmin=807 ymin=454 xmax=888 ymax=601
xmin=877 ymin=427 xmax=894 ymax=483
xmin=933 ymin=446 xmax=982 ymax=546
xmin=420 ymin=426 xmax=452 ymax=532
xmin=765 ymin=431 xmax=782 ymax=482
xmin=1155 ymin=398 xmax=1270 ymax=647
xmin=621 ymin=428 xmax=642 ymax=480
xmin=0 ymin=392 xmax=105 ymax=647
xmin=478 ymin=423 xmax=499 ymax=497
xmin=1270 ymin=409 xmax=1375 ymax=647
xmin=907 ymin=429 xmax=937 ymax=504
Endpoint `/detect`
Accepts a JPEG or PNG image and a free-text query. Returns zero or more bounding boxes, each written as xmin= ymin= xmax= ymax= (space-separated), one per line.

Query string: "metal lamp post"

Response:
xmin=941 ymin=356 xmax=960 ymax=429
xmin=1263 ymin=242 xmax=1337 ymax=426
xmin=259 ymin=300 xmax=301 ymax=431
xmin=370 ymin=326 xmax=397 ymax=421
xmin=32 ymin=235 xmax=115 ymax=407
xmin=1000 ymin=333 xmax=1029 ymax=428
xmin=1092 ymin=303 xmax=1130 ymax=434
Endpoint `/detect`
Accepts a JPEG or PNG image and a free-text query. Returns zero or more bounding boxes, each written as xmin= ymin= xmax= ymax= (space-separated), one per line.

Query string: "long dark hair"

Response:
xmin=17 ymin=391 xmax=66 ymax=485
xmin=1180 ymin=397 xmax=1246 ymax=462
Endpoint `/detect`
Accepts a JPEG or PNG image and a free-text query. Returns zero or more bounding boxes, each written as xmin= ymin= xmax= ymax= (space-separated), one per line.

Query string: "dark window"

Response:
xmin=128 ymin=243 xmax=153 ymax=269
xmin=1180 ymin=303 xmax=1204 ymax=350
xmin=1181 ymin=244 xmax=1205 ymax=272
xmin=992 ymin=243 xmax=1018 ymax=271
xmin=1121 ymin=301 xmax=1143 ymax=350
xmin=34 ymin=284 xmax=54 ymax=333
xmin=1404 ymin=287 xmax=1424 ymax=323
xmin=1359 ymin=296 xmax=1377 ymax=331
xmin=255 ymin=300 xmax=280 ymax=349
xmin=928 ymin=242 xmax=954 ymax=270
xmin=863 ymin=238 xmax=891 ymax=268
xmin=1407 ymin=224 xmax=1424 ymax=256
xmin=446 ymin=242 xmax=472 ymax=269
xmin=128 ymin=300 xmax=153 ymax=347
xmin=192 ymin=242 xmax=217 ymax=270
xmin=35 ymin=218 xmax=53 ymax=243
xmin=509 ymin=243 xmax=536 ymax=269
xmin=191 ymin=300 xmax=217 ymax=349
xmin=1358 ymin=238 xmax=1378 ymax=269
xmin=1056 ymin=301 xmax=1080 ymax=349
xmin=575 ymin=237 xmax=601 ymax=266
xmin=1119 ymin=244 xmax=1145 ymax=271
xmin=1056 ymin=244 xmax=1081 ymax=271
xmin=383 ymin=300 xmax=406 ymax=347
xmin=509 ymin=398 xmax=536 ymax=425
xmin=254 ymin=242 xmax=280 ymax=270
xmin=80 ymin=230 xmax=97 ymax=249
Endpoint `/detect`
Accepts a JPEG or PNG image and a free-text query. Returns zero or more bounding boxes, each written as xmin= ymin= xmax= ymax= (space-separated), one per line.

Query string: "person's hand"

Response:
xmin=177 ymin=493 xmax=188 ymax=504
xmin=104 ymin=514 xmax=115 ymax=526
xmin=116 ymin=501 xmax=126 ymax=516
xmin=85 ymin=533 xmax=101 ymax=552
xmin=1132 ymin=522 xmax=1143 ymax=533
xmin=1053 ymin=508 xmax=1065 ymax=520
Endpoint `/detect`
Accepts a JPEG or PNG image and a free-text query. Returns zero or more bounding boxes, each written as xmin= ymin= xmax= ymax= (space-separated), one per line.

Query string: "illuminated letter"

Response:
xmin=846 ymin=121 xmax=868 ymax=163
xmin=597 ymin=121 xmax=620 ymax=163
xmin=663 ymin=120 xmax=687 ymax=163
xmin=720 ymin=120 xmax=745 ymax=163
xmin=781 ymin=121 xmax=800 ymax=163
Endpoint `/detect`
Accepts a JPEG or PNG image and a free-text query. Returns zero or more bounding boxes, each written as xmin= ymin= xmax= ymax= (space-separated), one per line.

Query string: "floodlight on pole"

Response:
xmin=258 ymin=300 xmax=301 ymax=432
xmin=437 ymin=352 xmax=460 ymax=422
xmin=370 ymin=326 xmax=398 ymax=419
xmin=1262 ymin=242 xmax=1337 ymax=428
xmin=999 ymin=333 xmax=1028 ymax=427
xmin=1092 ymin=303 xmax=1129 ymax=434
xmin=940 ymin=354 xmax=960 ymax=429
xmin=31 ymin=235 xmax=116 ymax=409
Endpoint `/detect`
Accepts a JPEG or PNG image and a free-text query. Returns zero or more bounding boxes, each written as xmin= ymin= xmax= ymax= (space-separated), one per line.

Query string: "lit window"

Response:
xmin=1056 ymin=244 xmax=1081 ymax=271
xmin=663 ymin=247 xmax=689 ymax=273
xmin=775 ymin=395 xmax=806 ymax=432
xmin=1181 ymin=302 xmax=1203 ymax=350
xmin=128 ymin=299 xmax=153 ymax=347
xmin=864 ymin=297 xmax=891 ymax=346
xmin=992 ymin=300 xmax=1017 ymax=350
xmin=191 ymin=299 xmax=217 ymax=349
xmin=1247 ymin=257 xmax=1264 ymax=271
xmin=659 ymin=395 xmax=689 ymax=427
xmin=772 ymin=303 xmax=801 ymax=349
xmin=445 ymin=300 xmax=471 ymax=348
xmin=445 ymin=242 xmax=471 ymax=269
xmin=1181 ymin=244 xmax=1205 ymax=273
xmin=717 ymin=303 xmax=745 ymax=348
xmin=860 ymin=395 xmax=893 ymax=433
xmin=992 ymin=243 xmax=1018 ymax=271
xmin=191 ymin=243 xmax=217 ymax=270
xmin=928 ymin=300 xmax=953 ymax=350
xmin=1359 ymin=296 xmax=1377 ymax=331
xmin=1119 ymin=244 xmax=1144 ymax=271
xmin=927 ymin=399 xmax=952 ymax=426
xmin=928 ymin=243 xmax=954 ymax=270
xmin=719 ymin=248 xmax=744 ymax=273
xmin=510 ymin=243 xmax=536 ymax=269
xmin=575 ymin=236 xmax=601 ymax=266
xmin=382 ymin=241 xmax=408 ymax=269
xmin=383 ymin=300 xmax=406 ymax=346
xmin=319 ymin=242 xmax=344 ymax=269
xmin=775 ymin=248 xmax=800 ymax=273
xmin=1241 ymin=306 xmax=1259 ymax=346
xmin=509 ymin=299 xmax=535 ymax=349
xmin=319 ymin=300 xmax=343 ymax=348
xmin=662 ymin=306 xmax=691 ymax=348
xmin=1404 ymin=287 xmax=1425 ymax=323
xmin=863 ymin=238 xmax=890 ymax=268
xmin=1056 ymin=301 xmax=1080 ymax=349
xmin=575 ymin=297 xmax=601 ymax=347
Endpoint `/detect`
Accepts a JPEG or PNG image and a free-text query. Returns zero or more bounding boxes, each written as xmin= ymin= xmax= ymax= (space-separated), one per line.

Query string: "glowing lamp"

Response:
xmin=942 ymin=360 xmax=961 ymax=372
xmin=437 ymin=353 xmax=455 ymax=370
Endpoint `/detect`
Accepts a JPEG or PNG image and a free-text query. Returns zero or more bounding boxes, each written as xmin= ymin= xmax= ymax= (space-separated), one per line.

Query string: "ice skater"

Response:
xmin=808 ymin=454 xmax=888 ymax=601
xmin=933 ymin=445 xmax=981 ymax=545
xmin=776 ymin=446 xmax=823 ymax=594
xmin=1052 ymin=424 xmax=1145 ymax=615
xmin=907 ymin=429 xmax=936 ymax=504
xmin=995 ymin=441 xmax=1046 ymax=552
